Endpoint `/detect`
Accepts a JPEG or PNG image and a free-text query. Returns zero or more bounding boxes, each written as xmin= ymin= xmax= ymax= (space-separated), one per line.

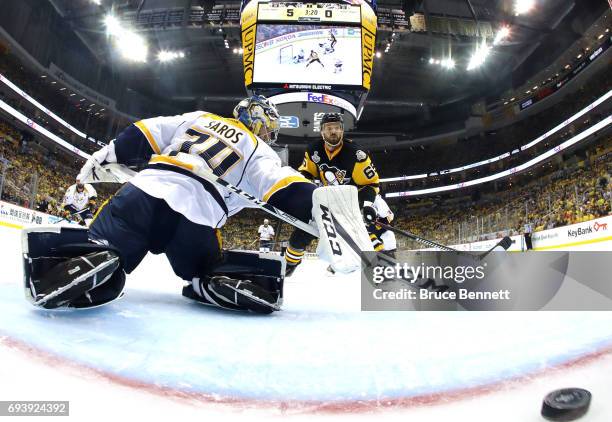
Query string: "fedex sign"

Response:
xmin=307 ymin=92 xmax=336 ymax=105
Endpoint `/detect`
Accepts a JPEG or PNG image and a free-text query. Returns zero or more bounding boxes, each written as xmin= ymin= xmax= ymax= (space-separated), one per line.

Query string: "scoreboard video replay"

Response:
xmin=239 ymin=1 xmax=377 ymax=138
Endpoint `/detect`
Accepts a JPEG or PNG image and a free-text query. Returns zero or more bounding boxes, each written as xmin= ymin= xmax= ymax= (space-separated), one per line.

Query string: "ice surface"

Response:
xmin=1 ymin=225 xmax=612 ymax=421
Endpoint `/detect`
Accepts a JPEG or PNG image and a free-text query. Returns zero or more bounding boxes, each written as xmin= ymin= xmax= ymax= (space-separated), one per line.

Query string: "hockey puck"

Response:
xmin=541 ymin=388 xmax=591 ymax=421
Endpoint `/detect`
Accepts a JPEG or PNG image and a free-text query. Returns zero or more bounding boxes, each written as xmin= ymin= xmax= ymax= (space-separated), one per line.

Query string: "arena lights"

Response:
xmin=104 ymin=15 xmax=121 ymax=35
xmin=514 ymin=0 xmax=535 ymax=16
xmin=493 ymin=26 xmax=510 ymax=45
xmin=429 ymin=57 xmax=455 ymax=69
xmin=104 ymin=14 xmax=148 ymax=62
xmin=375 ymin=51 xmax=382 ymax=58
xmin=467 ymin=41 xmax=490 ymax=70
xmin=0 ymin=99 xmax=90 ymax=159
xmin=157 ymin=50 xmax=185 ymax=62
xmin=386 ymin=115 xmax=612 ymax=198
xmin=380 ymin=89 xmax=612 ymax=184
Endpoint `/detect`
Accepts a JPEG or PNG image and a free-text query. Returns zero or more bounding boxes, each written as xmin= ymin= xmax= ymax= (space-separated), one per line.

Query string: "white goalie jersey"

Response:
xmin=85 ymin=111 xmax=309 ymax=228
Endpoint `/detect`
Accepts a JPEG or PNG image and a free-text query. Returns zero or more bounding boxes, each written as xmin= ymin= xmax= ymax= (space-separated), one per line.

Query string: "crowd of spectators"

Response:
xmin=391 ymin=137 xmax=612 ymax=248
xmin=0 ymin=119 xmax=117 ymax=222
xmin=2 ymin=113 xmax=610 ymax=250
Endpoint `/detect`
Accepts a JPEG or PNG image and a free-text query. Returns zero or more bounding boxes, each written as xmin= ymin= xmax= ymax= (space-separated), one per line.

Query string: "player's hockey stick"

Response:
xmin=374 ymin=221 xmax=513 ymax=260
xmin=52 ymin=207 xmax=91 ymax=224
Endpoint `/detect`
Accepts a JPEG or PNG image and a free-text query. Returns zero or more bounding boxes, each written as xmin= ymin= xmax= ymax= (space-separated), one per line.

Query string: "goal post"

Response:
xmin=278 ymin=45 xmax=293 ymax=64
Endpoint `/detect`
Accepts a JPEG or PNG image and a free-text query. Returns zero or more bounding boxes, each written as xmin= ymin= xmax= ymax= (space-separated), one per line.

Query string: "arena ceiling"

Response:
xmin=17 ymin=0 xmax=612 ymax=137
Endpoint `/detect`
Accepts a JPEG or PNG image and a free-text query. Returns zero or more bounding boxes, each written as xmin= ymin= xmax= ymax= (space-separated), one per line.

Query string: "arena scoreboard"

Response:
xmin=240 ymin=1 xmax=377 ymax=137
xmin=256 ymin=3 xmax=362 ymax=24
xmin=241 ymin=1 xmax=377 ymax=92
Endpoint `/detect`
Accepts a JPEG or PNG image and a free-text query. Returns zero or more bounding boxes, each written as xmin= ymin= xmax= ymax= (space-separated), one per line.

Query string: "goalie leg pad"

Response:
xmin=182 ymin=250 xmax=284 ymax=314
xmin=312 ymin=186 xmax=374 ymax=273
xmin=22 ymin=226 xmax=126 ymax=309
xmin=31 ymin=251 xmax=122 ymax=309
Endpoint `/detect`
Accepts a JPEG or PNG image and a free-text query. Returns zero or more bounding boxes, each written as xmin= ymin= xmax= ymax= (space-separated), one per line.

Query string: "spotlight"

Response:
xmin=441 ymin=58 xmax=455 ymax=69
xmin=375 ymin=51 xmax=381 ymax=58
xmin=118 ymin=32 xmax=148 ymax=62
xmin=467 ymin=41 xmax=490 ymax=70
xmin=158 ymin=50 xmax=175 ymax=62
xmin=104 ymin=14 xmax=122 ymax=36
xmin=514 ymin=0 xmax=535 ymax=15
xmin=494 ymin=26 xmax=510 ymax=45
xmin=105 ymin=14 xmax=148 ymax=62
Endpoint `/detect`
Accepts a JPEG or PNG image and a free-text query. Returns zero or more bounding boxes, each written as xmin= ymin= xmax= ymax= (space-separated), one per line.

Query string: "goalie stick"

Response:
xmin=90 ymin=163 xmax=507 ymax=261
xmin=191 ymin=165 xmax=320 ymax=239
xmin=374 ymin=221 xmax=513 ymax=261
xmin=193 ymin=165 xmax=377 ymax=271
xmin=87 ymin=163 xmax=319 ymax=237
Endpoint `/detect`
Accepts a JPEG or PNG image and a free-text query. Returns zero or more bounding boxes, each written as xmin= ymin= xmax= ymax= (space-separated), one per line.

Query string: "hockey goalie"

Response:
xmin=22 ymin=95 xmax=373 ymax=315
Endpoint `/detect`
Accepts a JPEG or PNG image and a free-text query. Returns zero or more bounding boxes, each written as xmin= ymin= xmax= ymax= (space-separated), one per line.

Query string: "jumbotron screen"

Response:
xmin=253 ymin=24 xmax=362 ymax=86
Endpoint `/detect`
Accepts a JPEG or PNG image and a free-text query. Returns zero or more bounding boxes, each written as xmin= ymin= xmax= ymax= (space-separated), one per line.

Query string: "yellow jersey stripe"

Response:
xmin=263 ymin=175 xmax=311 ymax=202
xmin=324 ymin=142 xmax=343 ymax=161
xmin=91 ymin=198 xmax=110 ymax=224
xmin=134 ymin=121 xmax=161 ymax=154
xmin=149 ymin=155 xmax=194 ymax=171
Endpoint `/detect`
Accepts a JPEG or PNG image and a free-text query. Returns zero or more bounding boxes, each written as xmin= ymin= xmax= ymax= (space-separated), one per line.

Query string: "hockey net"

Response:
xmin=278 ymin=45 xmax=293 ymax=64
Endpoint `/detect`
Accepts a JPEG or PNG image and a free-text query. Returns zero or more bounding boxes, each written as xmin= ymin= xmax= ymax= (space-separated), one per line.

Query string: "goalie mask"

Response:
xmin=233 ymin=95 xmax=280 ymax=144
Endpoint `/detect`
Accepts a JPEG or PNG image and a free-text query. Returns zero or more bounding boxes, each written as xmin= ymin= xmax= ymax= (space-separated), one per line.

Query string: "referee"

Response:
xmin=257 ymin=219 xmax=275 ymax=252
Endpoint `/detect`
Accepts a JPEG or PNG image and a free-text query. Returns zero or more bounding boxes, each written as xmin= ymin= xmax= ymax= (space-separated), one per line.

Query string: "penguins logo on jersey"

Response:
xmin=356 ymin=150 xmax=367 ymax=161
xmin=320 ymin=163 xmax=349 ymax=185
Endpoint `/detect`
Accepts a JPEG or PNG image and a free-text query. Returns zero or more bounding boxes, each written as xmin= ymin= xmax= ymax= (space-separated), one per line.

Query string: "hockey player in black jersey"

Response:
xmin=306 ymin=50 xmax=324 ymax=68
xmin=283 ymin=113 xmax=381 ymax=276
xmin=328 ymin=31 xmax=337 ymax=52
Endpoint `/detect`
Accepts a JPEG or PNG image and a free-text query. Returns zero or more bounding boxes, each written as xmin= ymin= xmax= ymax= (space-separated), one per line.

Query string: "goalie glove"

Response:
xmin=77 ymin=142 xmax=117 ymax=183
xmin=362 ymin=201 xmax=377 ymax=224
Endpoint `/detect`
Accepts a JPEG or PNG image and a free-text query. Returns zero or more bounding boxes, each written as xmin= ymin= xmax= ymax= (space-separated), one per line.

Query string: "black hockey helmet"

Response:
xmin=320 ymin=113 xmax=343 ymax=127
